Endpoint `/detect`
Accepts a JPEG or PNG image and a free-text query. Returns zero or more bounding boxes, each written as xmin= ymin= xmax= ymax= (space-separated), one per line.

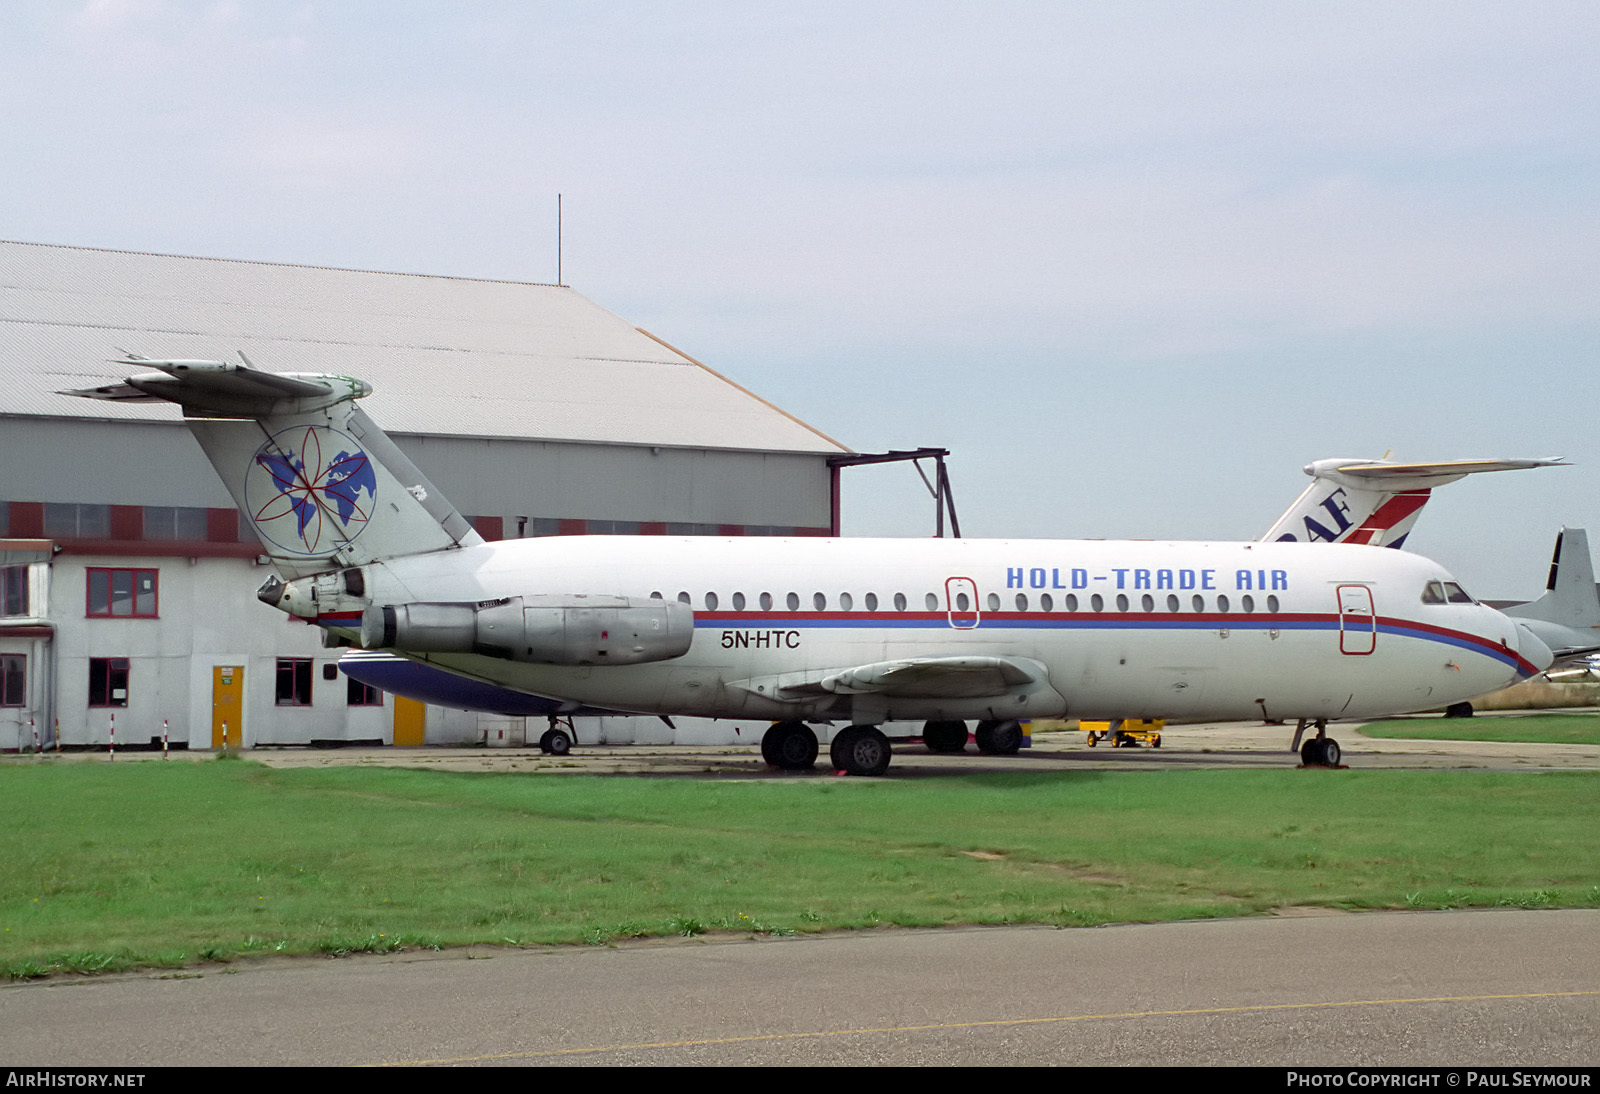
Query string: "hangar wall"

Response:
xmin=0 ymin=241 xmax=848 ymax=751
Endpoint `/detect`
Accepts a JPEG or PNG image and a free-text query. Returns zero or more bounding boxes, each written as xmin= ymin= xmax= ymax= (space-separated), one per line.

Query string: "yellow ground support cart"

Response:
xmin=1080 ymin=718 xmax=1164 ymax=748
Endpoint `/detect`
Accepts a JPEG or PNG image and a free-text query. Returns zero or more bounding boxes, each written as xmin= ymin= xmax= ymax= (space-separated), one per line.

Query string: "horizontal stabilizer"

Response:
xmin=62 ymin=357 xmax=361 ymax=417
xmin=1313 ymin=456 xmax=1567 ymax=482
xmin=1262 ymin=455 xmax=1567 ymax=548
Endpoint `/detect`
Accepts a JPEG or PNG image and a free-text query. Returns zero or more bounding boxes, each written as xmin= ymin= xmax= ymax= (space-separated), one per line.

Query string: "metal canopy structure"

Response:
xmin=829 ymin=448 xmax=962 ymax=538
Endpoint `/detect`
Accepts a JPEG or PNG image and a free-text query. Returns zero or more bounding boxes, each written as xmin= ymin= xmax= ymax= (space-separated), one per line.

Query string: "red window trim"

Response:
xmin=86 ymin=567 xmax=160 ymax=619
xmin=0 ymin=653 xmax=24 ymax=707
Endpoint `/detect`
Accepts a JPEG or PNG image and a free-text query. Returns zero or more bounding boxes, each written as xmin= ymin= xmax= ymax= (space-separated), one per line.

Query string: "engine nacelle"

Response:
xmin=360 ymin=595 xmax=694 ymax=666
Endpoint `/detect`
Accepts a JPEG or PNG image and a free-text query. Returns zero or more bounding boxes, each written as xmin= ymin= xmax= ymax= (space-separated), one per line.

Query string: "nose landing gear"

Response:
xmin=1291 ymin=718 xmax=1342 ymax=767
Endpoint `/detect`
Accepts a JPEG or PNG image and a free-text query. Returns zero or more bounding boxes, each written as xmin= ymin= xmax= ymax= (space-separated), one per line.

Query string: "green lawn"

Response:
xmin=1358 ymin=713 xmax=1600 ymax=745
xmin=3 ymin=758 xmax=1595 ymax=978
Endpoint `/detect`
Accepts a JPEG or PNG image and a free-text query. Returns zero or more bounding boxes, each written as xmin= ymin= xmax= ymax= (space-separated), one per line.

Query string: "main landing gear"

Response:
xmin=975 ymin=719 xmax=1024 ymax=755
xmin=922 ymin=720 xmax=969 ymax=753
xmin=1291 ymin=718 xmax=1342 ymax=767
xmin=830 ymin=725 xmax=892 ymax=777
xmin=761 ymin=720 xmax=819 ymax=771
xmin=759 ymin=721 xmax=895 ymax=776
xmin=538 ymin=716 xmax=574 ymax=756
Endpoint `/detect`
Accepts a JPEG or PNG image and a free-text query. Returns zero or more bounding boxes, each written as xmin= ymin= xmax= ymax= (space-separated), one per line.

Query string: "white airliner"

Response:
xmin=66 ymin=358 xmax=1556 ymax=774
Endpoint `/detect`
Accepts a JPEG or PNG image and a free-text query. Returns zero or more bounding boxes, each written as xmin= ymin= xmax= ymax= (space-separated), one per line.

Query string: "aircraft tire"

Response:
xmin=831 ymin=725 xmax=891 ymax=776
xmin=1321 ymin=738 xmax=1341 ymax=767
xmin=765 ymin=721 xmax=818 ymax=770
xmin=1445 ymin=702 xmax=1475 ymax=719
xmin=975 ymin=719 xmax=1023 ymax=755
xmin=922 ymin=720 xmax=968 ymax=753
xmin=542 ymin=728 xmax=572 ymax=756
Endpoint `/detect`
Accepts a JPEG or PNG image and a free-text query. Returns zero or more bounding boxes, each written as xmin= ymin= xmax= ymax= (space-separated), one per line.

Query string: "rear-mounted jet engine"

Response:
xmin=361 ymin=595 xmax=694 ymax=666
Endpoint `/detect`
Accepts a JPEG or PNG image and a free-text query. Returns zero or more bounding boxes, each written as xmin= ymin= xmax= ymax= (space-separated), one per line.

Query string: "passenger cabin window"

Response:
xmin=1040 ymin=593 xmax=1053 ymax=611
xmin=893 ymin=593 xmax=907 ymax=611
xmin=677 ymin=591 xmax=691 ymax=605
xmin=1217 ymin=594 xmax=1230 ymax=612
xmin=787 ymin=592 xmax=800 ymax=611
xmin=1015 ymin=593 xmax=1028 ymax=611
xmin=1267 ymin=595 xmax=1280 ymax=612
xmin=1064 ymin=594 xmax=1078 ymax=611
xmin=760 ymin=592 xmax=773 ymax=610
xmin=839 ymin=592 xmax=853 ymax=611
xmin=732 ymin=592 xmax=746 ymax=610
xmin=986 ymin=593 xmax=1000 ymax=611
xmin=1166 ymin=594 xmax=1180 ymax=612
xmin=813 ymin=592 xmax=827 ymax=611
xmin=1090 ymin=594 xmax=1104 ymax=612
xmin=925 ymin=593 xmax=938 ymax=611
xmin=1115 ymin=594 xmax=1129 ymax=612
xmin=704 ymin=592 xmax=719 ymax=610
xmin=864 ymin=593 xmax=878 ymax=611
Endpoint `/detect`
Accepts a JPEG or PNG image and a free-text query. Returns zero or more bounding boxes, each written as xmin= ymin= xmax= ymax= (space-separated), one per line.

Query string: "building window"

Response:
xmin=87 ymin=569 xmax=158 ymax=618
xmin=276 ymin=658 xmax=313 ymax=706
xmin=1 ymin=654 xmax=24 ymax=706
xmin=347 ymin=677 xmax=383 ymax=706
xmin=88 ymin=658 xmax=129 ymax=707
xmin=1 ymin=566 xmax=27 ymax=617
xmin=143 ymin=506 xmax=210 ymax=540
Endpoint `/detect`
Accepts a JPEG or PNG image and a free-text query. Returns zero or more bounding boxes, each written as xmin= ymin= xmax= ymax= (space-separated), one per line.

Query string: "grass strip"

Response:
xmin=1358 ymin=713 xmax=1600 ymax=745
xmin=2 ymin=760 xmax=1595 ymax=978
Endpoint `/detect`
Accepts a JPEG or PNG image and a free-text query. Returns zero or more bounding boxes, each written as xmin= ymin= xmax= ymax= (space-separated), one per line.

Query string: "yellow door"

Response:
xmin=212 ymin=665 xmax=242 ymax=748
xmin=393 ymin=696 xmax=425 ymax=746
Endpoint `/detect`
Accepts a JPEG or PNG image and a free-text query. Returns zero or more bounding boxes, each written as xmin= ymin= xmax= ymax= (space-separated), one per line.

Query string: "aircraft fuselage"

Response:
xmin=296 ymin=535 xmax=1545 ymax=726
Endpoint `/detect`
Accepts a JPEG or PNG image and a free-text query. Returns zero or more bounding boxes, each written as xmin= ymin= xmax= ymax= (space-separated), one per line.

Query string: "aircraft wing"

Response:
xmin=733 ymin=655 xmax=1049 ymax=701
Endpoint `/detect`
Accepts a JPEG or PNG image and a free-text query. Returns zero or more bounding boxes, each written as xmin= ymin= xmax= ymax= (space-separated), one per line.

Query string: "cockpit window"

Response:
xmin=1422 ymin=580 xmax=1476 ymax=605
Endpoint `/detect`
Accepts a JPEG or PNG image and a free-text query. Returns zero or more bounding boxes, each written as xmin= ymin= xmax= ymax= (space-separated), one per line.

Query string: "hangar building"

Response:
xmin=0 ymin=241 xmax=849 ymax=751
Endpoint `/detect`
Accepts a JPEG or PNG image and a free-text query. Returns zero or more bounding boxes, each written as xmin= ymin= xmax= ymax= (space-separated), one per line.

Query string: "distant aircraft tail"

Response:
xmin=1504 ymin=528 xmax=1600 ymax=661
xmin=1261 ymin=457 xmax=1566 ymax=548
xmin=63 ymin=356 xmax=481 ymax=579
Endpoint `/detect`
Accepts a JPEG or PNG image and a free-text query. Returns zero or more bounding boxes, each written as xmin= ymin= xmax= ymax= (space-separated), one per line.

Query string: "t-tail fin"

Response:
xmin=63 ymin=356 xmax=481 ymax=578
xmin=1260 ymin=456 xmax=1567 ymax=548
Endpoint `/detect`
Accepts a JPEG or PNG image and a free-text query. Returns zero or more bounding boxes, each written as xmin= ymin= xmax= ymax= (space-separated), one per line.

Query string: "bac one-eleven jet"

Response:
xmin=67 ymin=358 xmax=1555 ymax=776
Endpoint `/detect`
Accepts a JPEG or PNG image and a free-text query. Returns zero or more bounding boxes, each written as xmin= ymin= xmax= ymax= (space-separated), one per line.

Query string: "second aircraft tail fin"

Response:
xmin=1261 ymin=456 xmax=1567 ymax=548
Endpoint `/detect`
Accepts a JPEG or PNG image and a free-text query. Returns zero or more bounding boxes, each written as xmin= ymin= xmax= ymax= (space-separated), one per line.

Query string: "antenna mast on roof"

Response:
xmin=557 ymin=193 xmax=564 ymax=287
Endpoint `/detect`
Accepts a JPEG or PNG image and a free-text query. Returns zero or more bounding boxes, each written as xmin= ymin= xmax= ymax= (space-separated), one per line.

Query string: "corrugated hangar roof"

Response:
xmin=0 ymin=240 xmax=849 ymax=455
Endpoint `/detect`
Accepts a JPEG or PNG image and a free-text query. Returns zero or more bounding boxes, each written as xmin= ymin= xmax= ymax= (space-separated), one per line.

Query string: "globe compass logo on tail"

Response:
xmin=244 ymin=426 xmax=378 ymax=557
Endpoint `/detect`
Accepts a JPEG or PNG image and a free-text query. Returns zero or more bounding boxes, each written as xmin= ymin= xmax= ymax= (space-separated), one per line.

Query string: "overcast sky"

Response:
xmin=3 ymin=1 xmax=1596 ymax=596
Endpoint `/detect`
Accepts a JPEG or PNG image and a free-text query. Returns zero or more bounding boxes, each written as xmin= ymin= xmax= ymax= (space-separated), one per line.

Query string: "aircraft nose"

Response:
xmin=1512 ymin=620 xmax=1555 ymax=675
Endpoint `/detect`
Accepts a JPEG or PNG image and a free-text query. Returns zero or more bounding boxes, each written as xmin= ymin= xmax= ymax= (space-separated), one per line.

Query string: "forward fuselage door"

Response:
xmin=1338 ymin=584 xmax=1376 ymax=655
xmin=945 ymin=577 xmax=980 ymax=629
